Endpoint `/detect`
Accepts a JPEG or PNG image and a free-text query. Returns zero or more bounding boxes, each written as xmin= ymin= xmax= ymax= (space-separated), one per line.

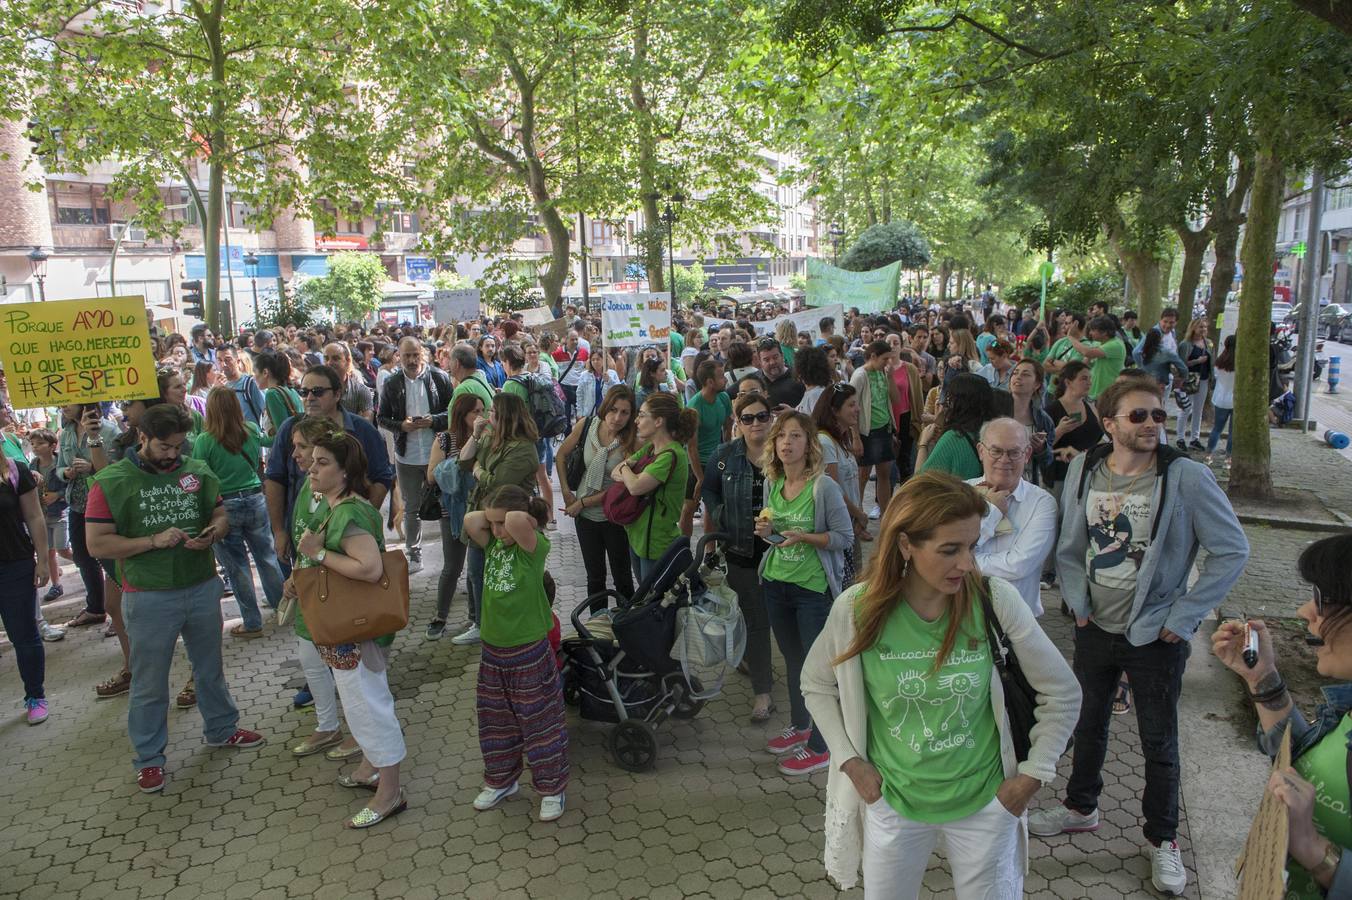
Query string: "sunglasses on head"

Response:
xmin=756 ymin=337 xmax=779 ymax=351
xmin=297 ymin=387 xmax=332 ymax=398
xmin=1113 ymin=408 xmax=1166 ymax=424
xmin=738 ymin=411 xmax=772 ymax=425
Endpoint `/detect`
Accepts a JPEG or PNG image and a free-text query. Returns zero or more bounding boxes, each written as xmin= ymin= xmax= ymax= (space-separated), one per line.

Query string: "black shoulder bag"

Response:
xmin=977 ymin=577 xmax=1041 ymax=763
xmin=564 ymin=418 xmax=592 ymax=491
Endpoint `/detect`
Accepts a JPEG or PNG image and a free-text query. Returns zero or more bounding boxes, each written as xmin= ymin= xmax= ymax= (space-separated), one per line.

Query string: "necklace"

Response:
xmin=1103 ymin=458 xmax=1153 ymax=521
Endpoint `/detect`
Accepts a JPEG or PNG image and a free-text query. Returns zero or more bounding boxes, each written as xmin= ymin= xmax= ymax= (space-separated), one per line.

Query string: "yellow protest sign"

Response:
xmin=0 ymin=296 xmax=159 ymax=409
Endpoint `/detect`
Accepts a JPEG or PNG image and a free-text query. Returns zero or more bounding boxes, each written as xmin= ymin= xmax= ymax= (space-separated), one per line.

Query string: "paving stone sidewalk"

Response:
xmin=3 ymin=484 xmax=1201 ymax=900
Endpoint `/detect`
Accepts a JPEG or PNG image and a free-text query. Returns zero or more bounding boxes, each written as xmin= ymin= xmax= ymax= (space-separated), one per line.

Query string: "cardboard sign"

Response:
xmin=432 ymin=289 xmax=480 ymax=323
xmin=0 ymin=296 xmax=159 ymax=409
xmin=600 ymin=293 xmax=672 ymax=348
xmin=748 ymin=303 xmax=845 ymax=341
xmin=805 ymin=257 xmax=901 ymax=313
xmin=539 ymin=317 xmax=573 ymax=341
xmin=1235 ymin=724 xmax=1291 ymax=900
xmin=519 ymin=306 xmax=555 ymax=327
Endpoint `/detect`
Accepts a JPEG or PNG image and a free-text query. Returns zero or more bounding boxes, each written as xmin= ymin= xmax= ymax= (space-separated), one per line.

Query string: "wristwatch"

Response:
xmin=315 ymin=548 xmax=328 ymax=564
xmin=1311 ymin=841 xmax=1342 ymax=881
xmin=87 ymin=439 xmax=103 ymax=448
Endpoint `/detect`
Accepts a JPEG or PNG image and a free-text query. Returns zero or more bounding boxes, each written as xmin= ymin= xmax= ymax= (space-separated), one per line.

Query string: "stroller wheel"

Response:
xmin=563 ymin=682 xmax=580 ymax=707
xmin=666 ymin=673 xmax=706 ymax=720
xmin=609 ymin=720 xmax=658 ymax=772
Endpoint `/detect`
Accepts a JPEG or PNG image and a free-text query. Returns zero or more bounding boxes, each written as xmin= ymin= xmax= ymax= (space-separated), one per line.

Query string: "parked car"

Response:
xmin=1319 ymin=304 xmax=1352 ymax=341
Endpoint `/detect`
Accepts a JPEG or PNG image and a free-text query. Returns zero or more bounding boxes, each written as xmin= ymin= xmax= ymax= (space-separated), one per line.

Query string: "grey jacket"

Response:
xmin=1056 ymin=443 xmax=1249 ymax=646
xmin=756 ymin=473 xmax=853 ymax=599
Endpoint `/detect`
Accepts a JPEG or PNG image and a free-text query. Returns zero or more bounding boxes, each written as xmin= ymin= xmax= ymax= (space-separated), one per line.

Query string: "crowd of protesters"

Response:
xmin=14 ymin=287 xmax=1352 ymax=898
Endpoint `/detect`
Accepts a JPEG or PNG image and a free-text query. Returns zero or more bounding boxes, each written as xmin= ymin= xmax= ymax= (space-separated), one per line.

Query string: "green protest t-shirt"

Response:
xmin=91 ymin=458 xmax=220 ymax=591
xmin=624 ymin=443 xmax=688 ymax=560
xmin=860 ymin=598 xmax=1004 ymax=823
xmin=292 ymin=493 xmax=390 ymax=645
xmin=190 ymin=423 xmax=263 ymax=495
xmin=481 ymin=533 xmax=553 ymax=648
xmin=501 ymin=377 xmax=530 ymax=404
xmin=1087 ymin=338 xmax=1126 ymax=399
xmin=689 ymin=390 xmax=731 ymax=465
xmin=868 ymin=369 xmax=891 ymax=430
xmin=1044 ymin=337 xmax=1084 ymax=391
xmin=761 ymin=476 xmax=827 ymax=593
xmin=1287 ymin=714 xmax=1352 ymax=899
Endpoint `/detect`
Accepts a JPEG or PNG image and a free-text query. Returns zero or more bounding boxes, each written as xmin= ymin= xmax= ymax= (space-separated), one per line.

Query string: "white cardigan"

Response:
xmin=800 ymin=577 xmax=1082 ymax=890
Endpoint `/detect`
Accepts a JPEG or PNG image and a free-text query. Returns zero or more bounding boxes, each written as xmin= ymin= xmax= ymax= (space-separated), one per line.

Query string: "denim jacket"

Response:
xmin=702 ymin=438 xmax=760 ymax=561
xmin=1257 ymin=682 xmax=1352 ymax=899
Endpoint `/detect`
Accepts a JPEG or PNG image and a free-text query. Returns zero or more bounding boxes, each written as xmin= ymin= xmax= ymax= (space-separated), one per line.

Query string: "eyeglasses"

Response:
xmin=297 ymin=387 xmax=332 ymax=398
xmin=831 ymin=382 xmax=852 ymax=394
xmin=1314 ymin=583 xmax=1325 ymax=617
xmin=981 ymin=446 xmax=1026 ymax=460
xmin=1112 ymin=408 xmax=1167 ymax=425
xmin=738 ymin=411 xmax=772 ymax=425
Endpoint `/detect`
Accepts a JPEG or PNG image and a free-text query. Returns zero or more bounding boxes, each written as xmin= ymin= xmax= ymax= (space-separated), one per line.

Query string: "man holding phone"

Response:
xmin=57 ymin=402 xmax=120 ymax=628
xmin=85 ymin=404 xmax=264 ymax=795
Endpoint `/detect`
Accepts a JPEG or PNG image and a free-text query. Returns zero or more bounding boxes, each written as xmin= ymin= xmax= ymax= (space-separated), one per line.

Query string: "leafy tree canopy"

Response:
xmin=840 ymin=221 xmax=931 ymax=272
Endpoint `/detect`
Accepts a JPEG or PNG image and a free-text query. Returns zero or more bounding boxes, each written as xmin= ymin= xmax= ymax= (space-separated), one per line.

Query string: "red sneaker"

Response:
xmin=765 ymin=726 xmax=811 ymax=755
xmin=778 ymin=747 xmax=831 ymax=776
xmin=207 ymin=729 xmax=265 ymax=749
xmin=137 ymin=766 xmax=165 ymax=793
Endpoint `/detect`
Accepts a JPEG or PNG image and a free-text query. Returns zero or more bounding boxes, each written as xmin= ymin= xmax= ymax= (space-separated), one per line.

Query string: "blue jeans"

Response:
xmin=123 ymin=577 xmax=239 ymax=770
xmin=0 ymin=559 xmax=43 ymax=700
xmin=467 ymin=542 xmax=485 ymax=626
xmin=762 ymin=578 xmax=830 ymax=753
xmin=212 ymin=492 xmax=286 ymax=630
xmin=629 ymin=550 xmax=657 ymax=586
xmin=1065 ymin=622 xmax=1190 ymax=844
xmin=1206 ymin=406 xmax=1234 ymax=455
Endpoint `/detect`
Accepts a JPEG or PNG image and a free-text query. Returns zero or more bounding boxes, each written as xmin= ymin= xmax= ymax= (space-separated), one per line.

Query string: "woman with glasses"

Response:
xmin=813 ymin=384 xmax=869 ymax=586
xmin=556 ymin=386 xmax=638 ymax=607
xmin=1213 ymin=533 xmax=1352 ymax=899
xmin=704 ymin=393 xmax=778 ymax=722
xmin=755 ymin=411 xmax=853 ymax=777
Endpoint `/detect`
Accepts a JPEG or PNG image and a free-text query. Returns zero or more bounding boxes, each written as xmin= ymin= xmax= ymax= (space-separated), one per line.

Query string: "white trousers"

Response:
xmin=862 ymin=795 xmax=1023 ymax=900
xmin=296 ymin=637 xmax=342 ymax=734
xmin=330 ymin=655 xmax=406 ymax=768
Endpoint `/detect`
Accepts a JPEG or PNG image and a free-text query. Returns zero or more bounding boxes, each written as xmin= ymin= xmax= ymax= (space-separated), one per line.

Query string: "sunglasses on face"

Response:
xmin=1113 ymin=408 xmax=1167 ymax=424
xmin=297 ymin=387 xmax=332 ymax=398
xmin=738 ymin=411 xmax=772 ymax=425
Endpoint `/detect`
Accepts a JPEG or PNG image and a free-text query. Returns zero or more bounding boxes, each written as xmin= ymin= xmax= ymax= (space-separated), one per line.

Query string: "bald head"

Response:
xmin=399 ymin=337 xmax=426 ymax=377
xmin=322 ymin=342 xmax=352 ymax=377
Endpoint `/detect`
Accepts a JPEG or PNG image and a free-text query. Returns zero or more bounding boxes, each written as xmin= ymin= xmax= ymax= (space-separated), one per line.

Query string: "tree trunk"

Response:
xmin=629 ymin=13 xmax=664 ymax=293
xmin=1207 ymin=155 xmax=1254 ymax=326
xmin=1105 ymin=211 xmax=1164 ymax=328
xmin=1229 ymin=142 xmax=1282 ymax=500
xmin=938 ymin=259 xmax=952 ymax=304
xmin=202 ymin=1 xmax=227 ymax=333
xmin=1173 ymin=225 xmax=1212 ymax=339
xmin=880 ymin=174 xmax=892 ymax=225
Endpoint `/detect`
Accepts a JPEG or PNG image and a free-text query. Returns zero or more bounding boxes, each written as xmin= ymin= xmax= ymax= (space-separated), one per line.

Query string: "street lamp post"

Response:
xmin=660 ymin=190 xmax=684 ymax=309
xmin=829 ymin=223 xmax=845 ymax=266
xmin=27 ymin=246 xmax=49 ymax=301
xmin=244 ymin=250 xmax=260 ymax=325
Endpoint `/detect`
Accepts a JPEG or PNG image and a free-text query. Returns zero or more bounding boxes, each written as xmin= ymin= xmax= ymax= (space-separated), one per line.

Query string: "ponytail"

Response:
xmin=643 ymin=393 xmax=699 ymax=443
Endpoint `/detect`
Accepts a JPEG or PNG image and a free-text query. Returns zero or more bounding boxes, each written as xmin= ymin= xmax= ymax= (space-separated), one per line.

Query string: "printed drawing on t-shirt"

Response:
xmin=876 ymin=648 xmax=987 ymax=755
xmin=484 ymin=545 xmax=517 ymax=594
xmin=1085 ymin=489 xmax=1151 ymax=590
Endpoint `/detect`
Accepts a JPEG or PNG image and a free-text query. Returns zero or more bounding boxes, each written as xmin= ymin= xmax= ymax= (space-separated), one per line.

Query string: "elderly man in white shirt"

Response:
xmin=967 ymin=417 xmax=1059 ymax=615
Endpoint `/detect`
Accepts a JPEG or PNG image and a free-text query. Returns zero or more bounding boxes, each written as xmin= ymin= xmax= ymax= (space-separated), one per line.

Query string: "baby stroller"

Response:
xmin=560 ymin=532 xmax=737 ymax=771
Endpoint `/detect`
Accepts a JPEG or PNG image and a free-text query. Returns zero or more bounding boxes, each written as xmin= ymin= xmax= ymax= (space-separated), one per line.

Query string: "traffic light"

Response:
xmin=181 ymin=280 xmax=204 ymax=318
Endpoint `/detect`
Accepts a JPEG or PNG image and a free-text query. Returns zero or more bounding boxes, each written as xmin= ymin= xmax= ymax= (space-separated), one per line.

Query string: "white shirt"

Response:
xmin=398 ymin=372 xmax=435 ymax=465
xmin=965 ymin=476 xmax=1059 ymax=616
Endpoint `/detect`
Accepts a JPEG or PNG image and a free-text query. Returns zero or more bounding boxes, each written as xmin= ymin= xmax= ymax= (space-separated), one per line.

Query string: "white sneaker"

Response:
xmin=40 ymin=623 xmax=66 ymax=642
xmin=407 ymin=555 xmax=424 ymax=575
xmin=1027 ymin=804 xmax=1100 ymax=836
xmin=451 ymin=623 xmax=481 ymax=645
xmin=868 ymin=505 xmax=881 ymax=520
xmin=539 ymin=792 xmax=565 ymax=822
xmin=473 ymin=781 xmax=518 ymax=811
xmin=1151 ymin=840 xmax=1187 ymax=895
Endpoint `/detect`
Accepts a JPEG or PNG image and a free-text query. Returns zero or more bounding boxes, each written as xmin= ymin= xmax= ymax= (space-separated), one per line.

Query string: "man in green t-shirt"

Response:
xmin=85 ymin=405 xmax=264 ymax=795
xmin=1042 ymin=314 xmax=1087 ymax=391
xmin=1064 ymin=316 xmax=1127 ymax=400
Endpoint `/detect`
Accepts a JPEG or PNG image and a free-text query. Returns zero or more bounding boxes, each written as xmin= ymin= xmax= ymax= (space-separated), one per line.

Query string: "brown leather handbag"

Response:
xmin=293 ymin=504 xmax=410 ymax=645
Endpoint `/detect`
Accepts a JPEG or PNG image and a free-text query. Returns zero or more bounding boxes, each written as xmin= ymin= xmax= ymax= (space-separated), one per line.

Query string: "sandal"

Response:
xmin=750 ymin=700 xmax=777 ymax=723
xmin=230 ymin=624 xmax=264 ymax=638
xmin=326 ymin=743 xmax=364 ymax=762
xmin=96 ymin=670 xmax=132 ymax=699
xmin=1111 ymin=680 xmax=1131 ymax=716
xmin=337 ymin=771 xmax=380 ymax=790
xmin=291 ymin=731 xmax=344 ymax=757
xmin=176 ymin=684 xmax=197 ymax=709
xmin=346 ymin=790 xmax=407 ymax=829
xmin=66 ymin=610 xmax=106 ymax=628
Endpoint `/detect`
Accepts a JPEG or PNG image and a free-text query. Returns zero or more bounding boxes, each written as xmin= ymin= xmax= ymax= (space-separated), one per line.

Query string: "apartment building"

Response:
xmin=1275 ymin=175 xmax=1352 ymax=306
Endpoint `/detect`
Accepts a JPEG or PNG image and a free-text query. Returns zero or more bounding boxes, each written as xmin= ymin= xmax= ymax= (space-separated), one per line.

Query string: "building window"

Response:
xmin=52 ymin=182 xmax=111 ymax=225
xmin=591 ymin=221 xmax=617 ymax=244
xmin=95 ymin=280 xmax=171 ymax=305
xmin=377 ymin=203 xmax=418 ymax=234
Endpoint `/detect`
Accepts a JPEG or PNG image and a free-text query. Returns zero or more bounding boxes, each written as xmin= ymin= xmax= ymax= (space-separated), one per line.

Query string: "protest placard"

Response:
xmin=600 ymin=293 xmax=672 ymax=348
xmin=729 ymin=303 xmax=844 ymax=341
xmin=0 ymin=296 xmax=159 ymax=409
xmin=540 ymin=317 xmax=573 ymax=341
xmin=432 ymin=289 xmax=480 ymax=322
xmin=1235 ymin=725 xmax=1291 ymax=900
xmin=519 ymin=306 xmax=555 ymax=327
xmin=805 ymin=257 xmax=900 ymax=313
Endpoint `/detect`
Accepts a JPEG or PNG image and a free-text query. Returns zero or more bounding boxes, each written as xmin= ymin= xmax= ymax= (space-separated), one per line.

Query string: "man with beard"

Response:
xmin=323 ymin=341 xmax=374 ymax=422
xmin=755 ymin=336 xmax=805 ymax=412
xmin=85 ymin=404 xmax=265 ymax=795
xmin=1026 ymin=375 xmax=1248 ymax=897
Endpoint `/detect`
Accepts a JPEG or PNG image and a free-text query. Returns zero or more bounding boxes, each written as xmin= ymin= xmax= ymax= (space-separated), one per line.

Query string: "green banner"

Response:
xmin=805 ymin=257 xmax=901 ymax=313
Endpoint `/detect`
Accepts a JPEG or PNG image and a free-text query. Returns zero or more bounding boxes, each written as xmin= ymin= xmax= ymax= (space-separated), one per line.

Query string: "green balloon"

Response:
xmin=1038 ymin=260 xmax=1055 ymax=280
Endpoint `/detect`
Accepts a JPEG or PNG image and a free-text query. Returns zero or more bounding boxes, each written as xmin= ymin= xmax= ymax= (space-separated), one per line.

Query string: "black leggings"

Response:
xmin=574 ymin=516 xmax=635 ymax=610
xmin=435 ymin=524 xmax=469 ymax=622
xmin=68 ymin=511 xmax=105 ymax=615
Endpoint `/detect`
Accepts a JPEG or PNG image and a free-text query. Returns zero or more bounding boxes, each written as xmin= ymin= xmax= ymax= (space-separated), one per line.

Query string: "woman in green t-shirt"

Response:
xmin=917 ymin=373 xmax=994 ymax=480
xmin=754 ymin=410 xmax=852 ymax=779
xmin=610 ymin=392 xmax=697 ymax=583
xmin=463 ymin=485 xmax=568 ymax=823
xmin=799 ymin=473 xmax=1080 ymax=897
xmin=253 ymin=351 xmax=303 ymax=444
xmin=283 ymin=432 xmax=407 ymax=830
xmin=193 ymin=387 xmax=285 ymax=636
xmin=1212 ymin=532 xmax=1352 ymax=898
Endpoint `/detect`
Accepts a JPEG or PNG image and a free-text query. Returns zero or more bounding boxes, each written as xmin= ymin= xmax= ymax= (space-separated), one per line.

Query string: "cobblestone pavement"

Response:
xmin=4 ymin=480 xmax=1201 ymax=900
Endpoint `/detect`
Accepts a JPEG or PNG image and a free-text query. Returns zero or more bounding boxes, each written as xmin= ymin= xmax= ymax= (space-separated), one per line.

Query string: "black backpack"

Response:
xmin=509 ymin=374 xmax=569 ymax=439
